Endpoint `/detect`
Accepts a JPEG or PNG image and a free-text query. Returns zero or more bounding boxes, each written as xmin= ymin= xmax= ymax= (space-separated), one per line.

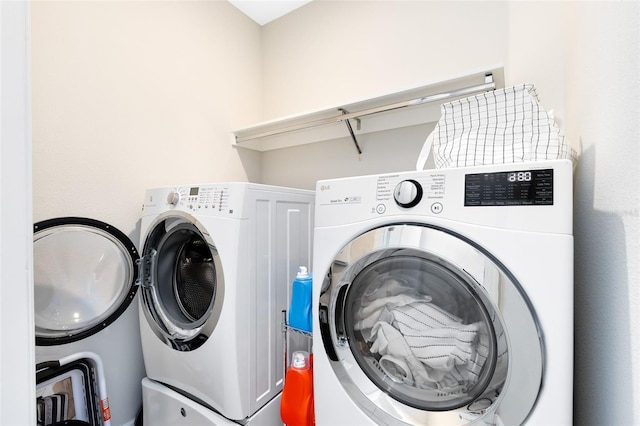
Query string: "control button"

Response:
xmin=166 ymin=191 xmax=180 ymax=206
xmin=376 ymin=204 xmax=386 ymax=214
xmin=431 ymin=202 xmax=443 ymax=214
xmin=393 ymin=180 xmax=423 ymax=208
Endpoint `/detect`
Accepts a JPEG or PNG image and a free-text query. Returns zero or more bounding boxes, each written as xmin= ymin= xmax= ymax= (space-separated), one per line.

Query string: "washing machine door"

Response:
xmin=318 ymin=224 xmax=543 ymax=425
xmin=138 ymin=211 xmax=224 ymax=351
xmin=33 ymin=217 xmax=140 ymax=345
xmin=33 ymin=217 xmax=138 ymax=346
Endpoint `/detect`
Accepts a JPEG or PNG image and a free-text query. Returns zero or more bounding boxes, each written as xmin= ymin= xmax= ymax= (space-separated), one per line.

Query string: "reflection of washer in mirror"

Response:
xmin=138 ymin=212 xmax=224 ymax=352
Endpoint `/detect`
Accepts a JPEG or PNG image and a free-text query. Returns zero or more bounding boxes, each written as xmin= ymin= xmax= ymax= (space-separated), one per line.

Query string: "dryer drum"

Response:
xmin=174 ymin=240 xmax=215 ymax=322
xmin=139 ymin=214 xmax=225 ymax=351
xmin=153 ymin=225 xmax=216 ymax=329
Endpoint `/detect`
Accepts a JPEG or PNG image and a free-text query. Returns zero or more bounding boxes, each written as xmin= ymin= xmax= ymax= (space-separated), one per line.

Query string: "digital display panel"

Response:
xmin=190 ymin=187 xmax=199 ymax=196
xmin=465 ymin=168 xmax=553 ymax=206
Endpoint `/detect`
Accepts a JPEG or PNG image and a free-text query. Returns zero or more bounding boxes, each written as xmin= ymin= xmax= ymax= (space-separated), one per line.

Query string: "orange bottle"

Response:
xmin=280 ymin=351 xmax=314 ymax=426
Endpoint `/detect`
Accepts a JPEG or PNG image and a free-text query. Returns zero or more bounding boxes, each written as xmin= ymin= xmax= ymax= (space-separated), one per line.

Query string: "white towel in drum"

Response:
xmin=390 ymin=301 xmax=482 ymax=372
xmin=370 ymin=321 xmax=467 ymax=391
xmin=367 ymin=302 xmax=487 ymax=390
xmin=354 ymin=279 xmax=489 ymax=391
xmin=354 ymin=277 xmax=431 ymax=340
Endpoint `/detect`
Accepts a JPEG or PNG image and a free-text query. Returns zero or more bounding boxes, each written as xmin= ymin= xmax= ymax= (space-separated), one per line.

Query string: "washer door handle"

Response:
xmin=334 ymin=285 xmax=349 ymax=348
xmin=318 ymin=305 xmax=338 ymax=362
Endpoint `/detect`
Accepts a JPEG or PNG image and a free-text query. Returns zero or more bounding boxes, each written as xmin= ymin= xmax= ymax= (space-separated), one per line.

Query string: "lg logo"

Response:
xmin=320 ymin=184 xmax=331 ymax=191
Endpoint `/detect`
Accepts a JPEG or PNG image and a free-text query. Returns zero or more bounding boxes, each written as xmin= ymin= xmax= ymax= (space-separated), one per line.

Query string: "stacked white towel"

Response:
xmin=354 ymin=277 xmax=489 ymax=393
xmin=416 ymin=84 xmax=577 ymax=171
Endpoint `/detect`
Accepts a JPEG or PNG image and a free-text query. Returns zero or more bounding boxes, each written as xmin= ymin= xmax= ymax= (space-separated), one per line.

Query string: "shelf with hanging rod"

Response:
xmin=232 ymin=66 xmax=504 ymax=152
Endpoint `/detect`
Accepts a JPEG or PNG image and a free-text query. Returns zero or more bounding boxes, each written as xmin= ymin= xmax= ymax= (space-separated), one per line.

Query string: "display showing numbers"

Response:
xmin=465 ymin=168 xmax=553 ymax=206
xmin=508 ymin=171 xmax=532 ymax=182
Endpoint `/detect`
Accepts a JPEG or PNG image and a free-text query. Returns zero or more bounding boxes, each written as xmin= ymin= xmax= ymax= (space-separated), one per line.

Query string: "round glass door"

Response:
xmin=344 ymin=254 xmax=498 ymax=411
xmin=33 ymin=217 xmax=139 ymax=345
xmin=318 ymin=223 xmax=542 ymax=425
xmin=139 ymin=212 xmax=224 ymax=351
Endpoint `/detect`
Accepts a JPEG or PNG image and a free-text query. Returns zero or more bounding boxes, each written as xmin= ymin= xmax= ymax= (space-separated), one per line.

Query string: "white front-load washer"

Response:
xmin=312 ymin=160 xmax=573 ymax=425
xmin=138 ymin=182 xmax=314 ymax=424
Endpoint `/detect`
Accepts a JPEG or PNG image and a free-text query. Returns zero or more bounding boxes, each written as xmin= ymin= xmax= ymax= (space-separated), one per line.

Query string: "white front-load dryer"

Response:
xmin=138 ymin=182 xmax=314 ymax=423
xmin=312 ymin=160 xmax=573 ymax=425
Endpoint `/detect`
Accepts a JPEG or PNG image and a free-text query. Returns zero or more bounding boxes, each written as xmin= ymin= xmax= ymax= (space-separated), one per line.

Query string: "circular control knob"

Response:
xmin=393 ymin=179 xmax=423 ymax=208
xmin=167 ymin=191 xmax=180 ymax=206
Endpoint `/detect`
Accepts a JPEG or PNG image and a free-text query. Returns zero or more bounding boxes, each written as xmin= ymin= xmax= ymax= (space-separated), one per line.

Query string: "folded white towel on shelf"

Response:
xmin=416 ymin=83 xmax=577 ymax=171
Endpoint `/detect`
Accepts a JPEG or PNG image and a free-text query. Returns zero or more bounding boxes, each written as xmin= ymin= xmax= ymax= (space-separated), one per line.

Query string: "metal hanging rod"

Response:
xmin=235 ymin=73 xmax=496 ymax=144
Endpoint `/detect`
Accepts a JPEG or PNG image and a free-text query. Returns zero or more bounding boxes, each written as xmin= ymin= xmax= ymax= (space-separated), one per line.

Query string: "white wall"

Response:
xmin=262 ymin=1 xmax=508 ymax=119
xmin=0 ymin=1 xmax=35 ymax=424
xmin=261 ymin=123 xmax=435 ymax=189
xmin=31 ymin=0 xmax=263 ymax=237
xmin=259 ymin=1 xmax=508 ymax=188
xmin=505 ymin=2 xmax=566 ymax=122
xmin=259 ymin=1 xmax=640 ymax=424
xmin=30 ymin=2 xmax=262 ymax=424
xmin=563 ymin=3 xmax=640 ymax=424
xmin=508 ymin=3 xmax=640 ymax=422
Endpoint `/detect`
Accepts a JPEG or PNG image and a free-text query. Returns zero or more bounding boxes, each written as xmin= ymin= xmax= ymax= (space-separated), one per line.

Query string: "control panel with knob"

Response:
xmin=166 ymin=191 xmax=180 ymax=206
xmin=393 ymin=179 xmax=423 ymax=208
